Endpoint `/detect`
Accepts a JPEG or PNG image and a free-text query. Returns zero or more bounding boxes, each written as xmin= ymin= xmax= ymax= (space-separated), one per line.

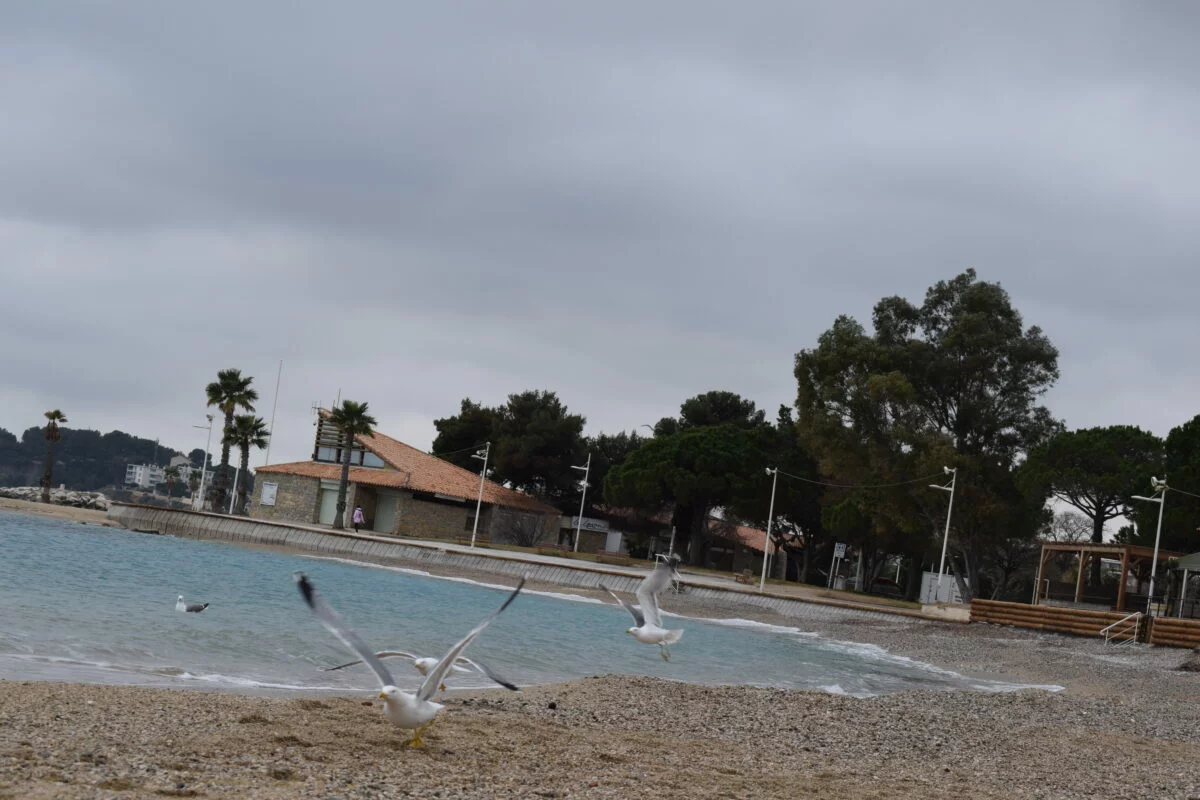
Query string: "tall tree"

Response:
xmin=1125 ymin=415 xmax=1200 ymax=554
xmin=431 ymin=399 xmax=500 ymax=471
xmin=492 ymin=390 xmax=586 ymax=504
xmin=579 ymin=430 xmax=645 ymax=516
xmin=205 ymin=369 xmax=258 ymax=511
xmin=795 ymin=269 xmax=1061 ymax=599
xmin=327 ymin=400 xmax=377 ymax=530
xmin=678 ymin=391 xmax=767 ymax=430
xmin=727 ymin=407 xmax=825 ymax=582
xmin=605 ymin=423 xmax=766 ymax=566
xmin=40 ymin=410 xmax=68 ymax=503
xmin=223 ymin=415 xmax=271 ymax=515
xmin=164 ymin=466 xmax=179 ymax=497
xmin=1019 ymin=426 xmax=1163 ymax=583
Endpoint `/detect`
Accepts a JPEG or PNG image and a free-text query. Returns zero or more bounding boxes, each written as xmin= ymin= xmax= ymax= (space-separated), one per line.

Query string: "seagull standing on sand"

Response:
xmin=599 ymin=558 xmax=684 ymax=661
xmin=294 ymin=571 xmax=526 ymax=747
xmin=323 ymin=651 xmax=501 ymax=692
xmin=175 ymin=595 xmax=209 ymax=613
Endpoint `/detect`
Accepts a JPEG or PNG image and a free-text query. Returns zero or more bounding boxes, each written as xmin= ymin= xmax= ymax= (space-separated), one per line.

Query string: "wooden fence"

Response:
xmin=1148 ymin=617 xmax=1200 ymax=648
xmin=972 ymin=599 xmax=1200 ymax=648
xmin=970 ymin=599 xmax=1134 ymax=639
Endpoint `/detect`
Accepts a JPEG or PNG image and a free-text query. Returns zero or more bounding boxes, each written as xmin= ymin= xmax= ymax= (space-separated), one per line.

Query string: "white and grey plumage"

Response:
xmin=599 ymin=558 xmax=684 ymax=661
xmin=175 ymin=595 xmax=209 ymax=613
xmin=323 ymin=651 xmax=514 ymax=693
xmin=294 ymin=571 xmax=526 ymax=747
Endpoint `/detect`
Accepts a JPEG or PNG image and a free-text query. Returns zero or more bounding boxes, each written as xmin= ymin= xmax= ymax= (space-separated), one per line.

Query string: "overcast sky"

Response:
xmin=2 ymin=1 xmax=1198 ymax=470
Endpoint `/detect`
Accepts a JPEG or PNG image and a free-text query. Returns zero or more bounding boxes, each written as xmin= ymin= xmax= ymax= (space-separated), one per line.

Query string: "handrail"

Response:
xmin=1101 ymin=611 xmax=1142 ymax=646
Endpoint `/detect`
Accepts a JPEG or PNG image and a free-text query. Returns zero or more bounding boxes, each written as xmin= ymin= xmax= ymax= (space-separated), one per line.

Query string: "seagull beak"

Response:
xmin=378 ymin=691 xmax=388 ymax=699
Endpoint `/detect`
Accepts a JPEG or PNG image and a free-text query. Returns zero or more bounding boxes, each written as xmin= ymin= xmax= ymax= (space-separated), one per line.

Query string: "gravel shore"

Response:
xmin=2 ymin=614 xmax=1198 ymax=799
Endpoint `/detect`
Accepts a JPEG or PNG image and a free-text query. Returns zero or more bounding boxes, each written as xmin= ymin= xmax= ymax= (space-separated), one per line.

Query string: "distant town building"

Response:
xmin=125 ymin=462 xmax=212 ymax=490
xmin=124 ymin=464 xmax=166 ymax=489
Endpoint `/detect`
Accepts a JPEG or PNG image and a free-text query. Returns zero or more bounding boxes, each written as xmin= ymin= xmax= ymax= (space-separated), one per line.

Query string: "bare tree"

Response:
xmin=492 ymin=509 xmax=549 ymax=548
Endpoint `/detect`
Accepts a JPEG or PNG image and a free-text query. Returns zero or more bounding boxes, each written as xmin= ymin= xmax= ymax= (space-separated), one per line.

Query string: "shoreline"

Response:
xmin=0 ymin=496 xmax=115 ymax=526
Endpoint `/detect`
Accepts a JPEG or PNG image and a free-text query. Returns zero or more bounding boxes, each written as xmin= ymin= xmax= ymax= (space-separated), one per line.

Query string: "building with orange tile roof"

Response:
xmin=250 ymin=411 xmax=559 ymax=543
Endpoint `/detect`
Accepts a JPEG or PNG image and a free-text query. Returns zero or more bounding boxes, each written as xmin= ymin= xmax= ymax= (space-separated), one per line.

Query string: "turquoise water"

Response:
xmin=0 ymin=513 xmax=1045 ymax=697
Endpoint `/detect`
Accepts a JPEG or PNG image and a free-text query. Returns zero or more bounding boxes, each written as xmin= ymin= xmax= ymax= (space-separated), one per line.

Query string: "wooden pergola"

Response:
xmin=1034 ymin=542 xmax=1187 ymax=612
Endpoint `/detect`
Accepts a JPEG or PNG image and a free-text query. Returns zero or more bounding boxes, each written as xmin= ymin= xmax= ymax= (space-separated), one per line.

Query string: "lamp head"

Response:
xmin=765 ymin=467 xmax=773 ymax=476
xmin=944 ymin=466 xmax=954 ymax=475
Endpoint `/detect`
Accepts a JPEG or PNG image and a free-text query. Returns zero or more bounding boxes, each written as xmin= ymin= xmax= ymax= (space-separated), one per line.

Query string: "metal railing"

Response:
xmin=1101 ymin=611 xmax=1142 ymax=646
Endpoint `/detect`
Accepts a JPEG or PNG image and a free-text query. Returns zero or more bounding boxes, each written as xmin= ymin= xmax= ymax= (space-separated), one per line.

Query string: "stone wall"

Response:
xmin=395 ymin=493 xmax=474 ymax=540
xmin=250 ymin=473 xmax=320 ymax=524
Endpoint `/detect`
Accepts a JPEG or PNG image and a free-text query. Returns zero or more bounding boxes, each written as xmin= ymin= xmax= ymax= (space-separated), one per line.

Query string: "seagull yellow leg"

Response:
xmin=405 ymin=719 xmax=436 ymax=748
xmin=660 ymin=645 xmax=671 ymax=662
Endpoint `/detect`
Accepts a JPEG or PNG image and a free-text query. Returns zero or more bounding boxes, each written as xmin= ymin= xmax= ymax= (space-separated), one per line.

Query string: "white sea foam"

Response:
xmin=300 ymin=555 xmax=607 ymax=605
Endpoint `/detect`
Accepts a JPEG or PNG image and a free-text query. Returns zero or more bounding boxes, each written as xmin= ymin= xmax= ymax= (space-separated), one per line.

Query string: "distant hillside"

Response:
xmin=0 ymin=426 xmax=204 ymax=492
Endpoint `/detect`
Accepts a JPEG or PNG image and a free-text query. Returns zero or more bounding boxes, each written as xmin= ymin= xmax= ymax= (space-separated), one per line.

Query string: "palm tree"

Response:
xmin=205 ymin=369 xmax=258 ymax=512
xmin=164 ymin=466 xmax=180 ymax=497
xmin=223 ymin=415 xmax=271 ymax=515
xmin=327 ymin=400 xmax=377 ymax=529
xmin=188 ymin=469 xmax=201 ymax=496
xmin=40 ymin=410 xmax=68 ymax=503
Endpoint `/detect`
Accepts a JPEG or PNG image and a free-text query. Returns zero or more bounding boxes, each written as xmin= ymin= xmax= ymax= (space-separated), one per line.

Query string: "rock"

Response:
xmin=1179 ymin=646 xmax=1200 ymax=673
xmin=0 ymin=487 xmax=109 ymax=511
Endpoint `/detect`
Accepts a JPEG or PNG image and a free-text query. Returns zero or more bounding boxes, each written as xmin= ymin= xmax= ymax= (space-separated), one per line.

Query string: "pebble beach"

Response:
xmin=2 ymin=609 xmax=1198 ymax=799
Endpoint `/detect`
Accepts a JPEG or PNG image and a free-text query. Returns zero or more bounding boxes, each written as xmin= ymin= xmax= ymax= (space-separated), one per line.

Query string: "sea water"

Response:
xmin=0 ymin=513 xmax=1053 ymax=696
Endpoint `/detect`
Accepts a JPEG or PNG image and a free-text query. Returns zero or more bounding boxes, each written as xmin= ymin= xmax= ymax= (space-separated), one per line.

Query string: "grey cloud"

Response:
xmin=2 ymin=1 xmax=1198 ymax=466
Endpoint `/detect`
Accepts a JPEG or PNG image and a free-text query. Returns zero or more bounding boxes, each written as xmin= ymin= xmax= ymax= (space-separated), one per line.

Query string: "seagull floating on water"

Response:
xmin=599 ymin=558 xmax=684 ymax=661
xmin=175 ymin=595 xmax=209 ymax=613
xmin=294 ymin=571 xmax=526 ymax=747
xmin=324 ymin=651 xmax=504 ymax=692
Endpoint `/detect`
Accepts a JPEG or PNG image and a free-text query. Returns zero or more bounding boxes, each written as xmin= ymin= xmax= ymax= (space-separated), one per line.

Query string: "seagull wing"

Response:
xmin=459 ymin=656 xmax=521 ymax=691
xmin=322 ymin=650 xmax=420 ymax=672
xmin=635 ymin=562 xmax=674 ymax=628
xmin=294 ymin=572 xmax=394 ymax=689
xmin=416 ymin=576 xmax=526 ymax=702
xmin=599 ymin=583 xmax=644 ymax=628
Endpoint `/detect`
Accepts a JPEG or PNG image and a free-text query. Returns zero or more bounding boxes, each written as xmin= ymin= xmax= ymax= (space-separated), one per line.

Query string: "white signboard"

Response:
xmin=260 ymin=482 xmax=278 ymax=507
xmin=833 ymin=542 xmax=847 ymax=559
xmin=569 ymin=516 xmax=610 ymax=532
xmin=920 ymin=571 xmax=964 ymax=604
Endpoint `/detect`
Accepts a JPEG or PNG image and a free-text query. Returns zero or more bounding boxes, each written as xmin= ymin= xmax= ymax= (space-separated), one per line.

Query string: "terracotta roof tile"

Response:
xmin=257 ymin=425 xmax=557 ymax=515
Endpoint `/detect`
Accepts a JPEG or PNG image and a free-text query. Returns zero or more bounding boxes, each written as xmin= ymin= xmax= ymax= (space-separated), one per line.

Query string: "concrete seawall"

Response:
xmin=106 ymin=503 xmax=935 ymax=625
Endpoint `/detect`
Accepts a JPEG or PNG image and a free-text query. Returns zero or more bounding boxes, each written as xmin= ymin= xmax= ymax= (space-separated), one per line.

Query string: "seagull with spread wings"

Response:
xmin=323 ymin=650 xmax=499 ymax=692
xmin=294 ymin=571 xmax=525 ymax=747
xmin=599 ymin=558 xmax=684 ymax=661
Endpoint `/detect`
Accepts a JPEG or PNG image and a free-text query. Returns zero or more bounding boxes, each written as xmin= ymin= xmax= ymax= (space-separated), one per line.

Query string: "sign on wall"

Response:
xmin=833 ymin=542 xmax=847 ymax=559
xmin=260 ymin=482 xmax=278 ymax=506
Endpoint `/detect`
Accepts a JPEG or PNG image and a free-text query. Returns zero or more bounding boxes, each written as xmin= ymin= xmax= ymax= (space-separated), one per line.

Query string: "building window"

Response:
xmin=362 ymin=452 xmax=385 ymax=468
xmin=316 ymin=447 xmax=338 ymax=462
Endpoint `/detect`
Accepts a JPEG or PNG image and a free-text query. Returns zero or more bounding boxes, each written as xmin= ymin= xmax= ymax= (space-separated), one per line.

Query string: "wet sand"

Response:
xmin=0 ymin=497 xmax=115 ymax=527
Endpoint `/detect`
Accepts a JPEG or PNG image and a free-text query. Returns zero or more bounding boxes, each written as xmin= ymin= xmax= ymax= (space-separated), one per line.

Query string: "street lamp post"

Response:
xmin=1131 ymin=477 xmax=1168 ymax=615
xmin=192 ymin=415 xmax=214 ymax=512
xmin=760 ymin=467 xmax=779 ymax=592
xmin=469 ymin=442 xmax=490 ymax=548
xmin=571 ymin=453 xmax=592 ymax=553
xmin=928 ymin=466 xmax=958 ymax=603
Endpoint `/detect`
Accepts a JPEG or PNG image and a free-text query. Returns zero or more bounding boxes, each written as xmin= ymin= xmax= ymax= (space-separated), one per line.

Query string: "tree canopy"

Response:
xmin=432 ymin=390 xmax=587 ymax=509
xmin=795 ymin=269 xmax=1060 ymax=599
xmin=1019 ymin=425 xmax=1163 ymax=545
xmin=1125 ymin=415 xmax=1200 ymax=553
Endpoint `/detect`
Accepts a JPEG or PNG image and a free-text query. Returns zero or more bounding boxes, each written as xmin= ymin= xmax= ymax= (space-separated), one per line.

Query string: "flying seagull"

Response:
xmin=175 ymin=595 xmax=209 ymax=613
xmin=599 ymin=558 xmax=684 ymax=661
xmin=323 ymin=651 xmax=508 ymax=692
xmin=294 ymin=571 xmax=526 ymax=747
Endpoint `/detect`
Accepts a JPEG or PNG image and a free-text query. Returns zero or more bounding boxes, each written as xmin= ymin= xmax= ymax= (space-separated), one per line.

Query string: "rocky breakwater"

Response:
xmin=0 ymin=486 xmax=110 ymax=510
